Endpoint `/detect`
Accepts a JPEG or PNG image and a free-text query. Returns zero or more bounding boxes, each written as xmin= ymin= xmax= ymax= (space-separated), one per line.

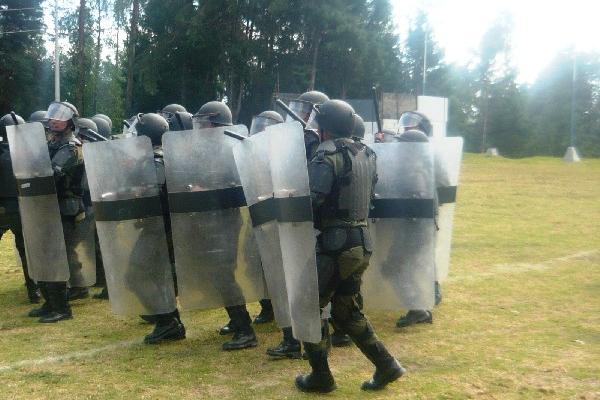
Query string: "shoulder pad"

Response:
xmin=315 ymin=140 xmax=338 ymax=155
xmin=70 ymin=137 xmax=83 ymax=146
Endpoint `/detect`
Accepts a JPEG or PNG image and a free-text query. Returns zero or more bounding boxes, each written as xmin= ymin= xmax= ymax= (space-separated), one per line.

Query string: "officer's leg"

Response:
xmin=127 ymin=230 xmax=184 ymax=344
xmin=10 ymin=226 xmax=40 ymax=303
xmin=295 ymin=253 xmax=337 ymax=393
xmin=39 ymin=281 xmax=72 ymax=323
xmin=222 ymin=303 xmax=257 ymax=350
xmin=62 ymin=216 xmax=89 ymax=300
xmin=332 ymin=247 xmax=405 ymax=391
xmin=92 ymin=229 xmax=109 ymax=299
xmin=254 ymin=298 xmax=274 ymax=324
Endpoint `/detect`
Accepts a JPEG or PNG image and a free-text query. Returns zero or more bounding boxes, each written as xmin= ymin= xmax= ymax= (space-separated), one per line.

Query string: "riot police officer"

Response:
xmin=295 ymin=99 xmax=404 ymax=393
xmin=28 ymin=101 xmax=87 ymax=322
xmin=268 ymin=91 xmax=352 ymax=358
xmin=393 ymin=111 xmax=439 ymax=328
xmin=0 ymin=113 xmax=40 ymax=303
xmin=193 ymin=101 xmax=259 ymax=350
xmin=132 ymin=112 xmax=187 ymax=344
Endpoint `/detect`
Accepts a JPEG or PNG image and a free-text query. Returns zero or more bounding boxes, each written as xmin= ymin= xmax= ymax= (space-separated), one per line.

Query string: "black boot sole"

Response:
xmin=222 ymin=339 xmax=258 ymax=351
xmin=266 ymin=349 xmax=302 ymax=359
xmin=396 ymin=315 xmax=433 ymax=328
xmin=38 ymin=314 xmax=73 ymax=323
xmin=144 ymin=330 xmax=186 ymax=345
xmin=361 ymin=366 xmax=406 ymax=391
xmin=295 ymin=375 xmax=337 ymax=393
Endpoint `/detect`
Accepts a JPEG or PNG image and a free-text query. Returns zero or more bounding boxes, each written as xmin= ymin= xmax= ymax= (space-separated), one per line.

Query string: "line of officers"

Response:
xmin=0 ymin=90 xmax=440 ymax=393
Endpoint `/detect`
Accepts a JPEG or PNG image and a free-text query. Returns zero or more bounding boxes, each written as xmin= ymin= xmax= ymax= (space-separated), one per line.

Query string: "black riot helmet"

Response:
xmin=398 ymin=111 xmax=432 ymax=137
xmin=28 ymin=110 xmax=47 ymax=123
xmin=77 ymin=118 xmax=100 ymax=142
xmin=314 ymin=99 xmax=356 ymax=139
xmin=77 ymin=117 xmax=98 ymax=132
xmin=250 ymin=110 xmax=284 ymax=136
xmin=167 ymin=111 xmax=193 ymax=131
xmin=91 ymin=116 xmax=111 ymax=137
xmin=0 ymin=113 xmax=25 ymax=142
xmin=287 ymin=90 xmax=330 ymax=124
xmin=93 ymin=113 xmax=113 ymax=130
xmin=136 ymin=113 xmax=169 ymax=146
xmin=352 ymin=114 xmax=365 ymax=140
xmin=398 ymin=129 xmax=429 ymax=143
xmin=193 ymin=101 xmax=233 ymax=128
xmin=162 ymin=104 xmax=187 ymax=114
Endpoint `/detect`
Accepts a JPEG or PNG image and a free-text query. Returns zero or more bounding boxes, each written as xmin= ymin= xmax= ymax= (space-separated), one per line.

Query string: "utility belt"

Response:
xmin=318 ymin=225 xmax=373 ymax=254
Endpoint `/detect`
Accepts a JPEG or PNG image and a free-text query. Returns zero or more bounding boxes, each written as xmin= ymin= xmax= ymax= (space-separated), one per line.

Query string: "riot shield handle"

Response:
xmin=224 ymin=129 xmax=245 ymax=141
xmin=372 ymin=86 xmax=383 ymax=133
xmin=275 ymin=99 xmax=307 ymax=129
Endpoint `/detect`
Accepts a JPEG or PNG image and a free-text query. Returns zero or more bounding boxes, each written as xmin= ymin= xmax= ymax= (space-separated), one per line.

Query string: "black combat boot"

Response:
xmin=435 ymin=281 xmax=442 ymax=306
xmin=396 ymin=310 xmax=432 ymax=328
xmin=39 ymin=282 xmax=72 ymax=323
xmin=93 ymin=286 xmax=109 ymax=300
xmin=26 ymin=283 xmax=41 ymax=304
xmin=222 ymin=327 xmax=258 ymax=350
xmin=354 ymin=334 xmax=405 ymax=391
xmin=295 ymin=350 xmax=336 ymax=393
xmin=28 ymin=283 xmax=51 ymax=317
xmin=144 ymin=311 xmax=186 ymax=344
xmin=253 ymin=299 xmax=274 ymax=324
xmin=222 ymin=305 xmax=257 ymax=350
xmin=219 ymin=319 xmax=235 ymax=335
xmin=266 ymin=326 xmax=302 ymax=359
xmin=67 ymin=286 xmax=89 ymax=301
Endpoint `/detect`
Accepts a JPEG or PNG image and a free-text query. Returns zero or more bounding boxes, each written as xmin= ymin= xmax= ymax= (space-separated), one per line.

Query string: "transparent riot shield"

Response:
xmin=162 ymin=126 xmax=264 ymax=311
xmin=363 ymin=142 xmax=436 ymax=311
xmin=432 ymin=137 xmax=464 ymax=282
xmin=83 ymin=136 xmax=176 ymax=316
xmin=65 ymin=210 xmax=97 ymax=288
xmin=363 ymin=121 xmax=377 ymax=144
xmin=6 ymin=122 xmax=70 ymax=282
xmin=233 ymin=121 xmax=321 ymax=344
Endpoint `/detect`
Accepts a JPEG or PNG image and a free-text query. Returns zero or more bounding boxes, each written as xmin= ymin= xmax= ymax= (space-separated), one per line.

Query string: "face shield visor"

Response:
xmin=286 ymin=100 xmax=314 ymax=123
xmin=47 ymin=102 xmax=76 ymax=122
xmin=192 ymin=113 xmax=217 ymax=129
xmin=398 ymin=112 xmax=425 ymax=133
xmin=250 ymin=115 xmax=279 ymax=136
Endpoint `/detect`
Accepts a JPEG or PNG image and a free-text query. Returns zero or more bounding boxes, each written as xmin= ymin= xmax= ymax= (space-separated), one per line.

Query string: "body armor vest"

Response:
xmin=318 ymin=139 xmax=377 ymax=224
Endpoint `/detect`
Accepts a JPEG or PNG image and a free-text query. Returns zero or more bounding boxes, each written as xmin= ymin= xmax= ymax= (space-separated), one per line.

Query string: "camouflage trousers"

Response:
xmin=304 ymin=246 xmax=380 ymax=354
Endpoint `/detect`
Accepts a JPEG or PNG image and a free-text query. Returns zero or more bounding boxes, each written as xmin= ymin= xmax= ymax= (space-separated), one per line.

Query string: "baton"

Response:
xmin=275 ymin=99 xmax=307 ymax=129
xmin=10 ymin=111 xmax=20 ymax=125
xmin=372 ymin=86 xmax=383 ymax=133
xmin=80 ymin=128 xmax=109 ymax=142
xmin=223 ymin=129 xmax=245 ymax=141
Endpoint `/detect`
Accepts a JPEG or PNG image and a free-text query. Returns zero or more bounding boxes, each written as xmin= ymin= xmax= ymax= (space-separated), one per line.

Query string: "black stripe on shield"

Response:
xmin=249 ymin=196 xmax=312 ymax=227
xmin=437 ymin=186 xmax=457 ymax=205
xmin=369 ymin=198 xmax=435 ymax=219
xmin=93 ymin=196 xmax=163 ymax=221
xmin=168 ymin=186 xmax=247 ymax=213
xmin=16 ymin=176 xmax=57 ymax=197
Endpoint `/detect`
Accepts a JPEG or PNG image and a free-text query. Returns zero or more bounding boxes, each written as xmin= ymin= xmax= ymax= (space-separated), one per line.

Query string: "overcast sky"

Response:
xmin=391 ymin=0 xmax=600 ymax=83
xmin=45 ymin=0 xmax=600 ymax=84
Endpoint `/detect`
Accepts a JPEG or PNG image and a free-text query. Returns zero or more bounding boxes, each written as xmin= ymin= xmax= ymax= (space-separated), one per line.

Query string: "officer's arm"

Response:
xmin=51 ymin=146 xmax=79 ymax=178
xmin=307 ymin=152 xmax=335 ymax=209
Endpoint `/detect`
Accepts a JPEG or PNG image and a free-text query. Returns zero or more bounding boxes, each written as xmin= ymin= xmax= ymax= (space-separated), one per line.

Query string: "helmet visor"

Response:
xmin=286 ymin=100 xmax=313 ymax=123
xmin=398 ymin=112 xmax=424 ymax=132
xmin=47 ymin=102 xmax=75 ymax=122
xmin=250 ymin=115 xmax=278 ymax=136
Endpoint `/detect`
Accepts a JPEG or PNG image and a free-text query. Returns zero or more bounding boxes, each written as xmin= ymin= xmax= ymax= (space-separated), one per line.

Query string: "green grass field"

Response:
xmin=1 ymin=154 xmax=599 ymax=399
